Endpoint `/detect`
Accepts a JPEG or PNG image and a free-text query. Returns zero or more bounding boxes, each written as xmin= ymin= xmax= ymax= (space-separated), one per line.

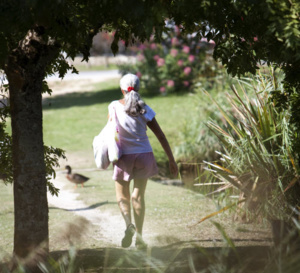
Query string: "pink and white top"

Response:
xmin=108 ymin=100 xmax=156 ymax=155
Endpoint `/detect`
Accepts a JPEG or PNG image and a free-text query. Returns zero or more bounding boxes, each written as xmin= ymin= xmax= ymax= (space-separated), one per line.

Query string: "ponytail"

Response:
xmin=124 ymin=90 xmax=146 ymax=117
xmin=120 ymin=73 xmax=146 ymax=117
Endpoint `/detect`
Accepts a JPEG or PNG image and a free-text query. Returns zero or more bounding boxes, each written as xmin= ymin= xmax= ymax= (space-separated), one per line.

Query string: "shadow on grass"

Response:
xmin=49 ymin=201 xmax=110 ymax=212
xmin=49 ymin=244 xmax=273 ymax=273
xmin=42 ymin=86 xmax=190 ymax=111
xmin=43 ymin=87 xmax=121 ymax=110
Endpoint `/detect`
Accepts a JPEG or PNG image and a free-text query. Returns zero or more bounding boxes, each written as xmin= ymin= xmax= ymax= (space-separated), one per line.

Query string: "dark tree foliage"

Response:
xmin=0 ymin=0 xmax=300 ymax=266
xmin=170 ymin=0 xmax=300 ymax=160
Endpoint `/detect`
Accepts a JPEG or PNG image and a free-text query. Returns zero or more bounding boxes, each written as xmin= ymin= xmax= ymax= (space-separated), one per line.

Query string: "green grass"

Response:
xmin=43 ymin=79 xmax=121 ymax=152
xmin=0 ymin=182 xmax=14 ymax=257
xmin=0 ymin=181 xmax=86 ymax=256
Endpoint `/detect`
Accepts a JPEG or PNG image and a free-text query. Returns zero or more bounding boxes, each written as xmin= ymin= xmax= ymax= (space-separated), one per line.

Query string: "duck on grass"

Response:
xmin=65 ymin=165 xmax=90 ymax=188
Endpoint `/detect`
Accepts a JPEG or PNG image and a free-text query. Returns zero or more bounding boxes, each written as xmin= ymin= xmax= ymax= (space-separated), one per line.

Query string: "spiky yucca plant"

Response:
xmin=204 ymin=71 xmax=300 ymax=221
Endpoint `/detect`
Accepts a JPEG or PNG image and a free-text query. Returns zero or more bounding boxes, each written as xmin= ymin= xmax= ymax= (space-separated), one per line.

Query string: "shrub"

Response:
xmin=118 ymin=24 xmax=218 ymax=96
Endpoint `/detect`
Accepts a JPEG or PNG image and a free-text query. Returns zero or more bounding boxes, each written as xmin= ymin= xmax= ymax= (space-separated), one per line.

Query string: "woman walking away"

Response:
xmin=109 ymin=73 xmax=178 ymax=249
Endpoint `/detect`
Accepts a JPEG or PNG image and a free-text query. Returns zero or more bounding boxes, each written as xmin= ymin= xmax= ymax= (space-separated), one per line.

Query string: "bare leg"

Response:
xmin=115 ymin=180 xmax=132 ymax=228
xmin=132 ymin=178 xmax=148 ymax=244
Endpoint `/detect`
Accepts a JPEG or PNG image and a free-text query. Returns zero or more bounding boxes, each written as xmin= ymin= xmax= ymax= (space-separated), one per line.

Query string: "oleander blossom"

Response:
xmin=175 ymin=25 xmax=181 ymax=35
xmin=137 ymin=54 xmax=145 ymax=62
xmin=150 ymin=43 xmax=157 ymax=50
xmin=170 ymin=49 xmax=178 ymax=57
xmin=160 ymin=86 xmax=166 ymax=93
xmin=171 ymin=37 xmax=179 ymax=46
xmin=188 ymin=55 xmax=195 ymax=62
xmin=182 ymin=45 xmax=190 ymax=54
xmin=183 ymin=81 xmax=189 ymax=87
xmin=167 ymin=80 xmax=175 ymax=88
xmin=153 ymin=55 xmax=160 ymax=61
xmin=139 ymin=44 xmax=146 ymax=51
xmin=157 ymin=58 xmax=165 ymax=67
xmin=177 ymin=59 xmax=184 ymax=66
xmin=184 ymin=66 xmax=192 ymax=75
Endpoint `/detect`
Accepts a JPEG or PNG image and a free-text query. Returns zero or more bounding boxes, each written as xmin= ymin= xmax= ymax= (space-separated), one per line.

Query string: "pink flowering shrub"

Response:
xmin=136 ymin=53 xmax=145 ymax=62
xmin=177 ymin=59 xmax=184 ymax=66
xmin=171 ymin=37 xmax=179 ymax=46
xmin=182 ymin=45 xmax=190 ymax=54
xmin=188 ymin=55 xmax=195 ymax=62
xmin=183 ymin=67 xmax=192 ymax=75
xmin=159 ymin=86 xmax=166 ymax=93
xmin=150 ymin=43 xmax=157 ymax=50
xmin=153 ymin=55 xmax=160 ymax=61
xmin=170 ymin=49 xmax=178 ymax=57
xmin=156 ymin=58 xmax=165 ymax=67
xmin=167 ymin=80 xmax=175 ymax=87
xmin=118 ymin=24 xmax=217 ymax=95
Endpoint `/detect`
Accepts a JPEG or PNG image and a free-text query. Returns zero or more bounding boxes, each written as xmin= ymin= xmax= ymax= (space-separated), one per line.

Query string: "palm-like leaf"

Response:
xmin=205 ymin=72 xmax=299 ymax=220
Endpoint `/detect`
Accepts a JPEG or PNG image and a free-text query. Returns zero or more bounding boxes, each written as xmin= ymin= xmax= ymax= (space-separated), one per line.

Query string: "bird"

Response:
xmin=65 ymin=165 xmax=90 ymax=188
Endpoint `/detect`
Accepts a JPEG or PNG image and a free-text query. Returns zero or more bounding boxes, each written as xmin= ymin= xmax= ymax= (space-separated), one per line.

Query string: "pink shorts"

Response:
xmin=113 ymin=152 xmax=158 ymax=182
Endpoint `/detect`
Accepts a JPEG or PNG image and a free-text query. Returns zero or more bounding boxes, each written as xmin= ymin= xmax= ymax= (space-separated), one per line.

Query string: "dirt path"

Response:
xmin=47 ymin=176 xmax=124 ymax=247
xmin=45 ymin=69 xmax=120 ymax=97
xmin=47 ymin=171 xmax=171 ymax=249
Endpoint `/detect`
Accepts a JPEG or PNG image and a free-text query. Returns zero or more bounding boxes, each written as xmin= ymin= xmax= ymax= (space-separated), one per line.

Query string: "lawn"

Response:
xmin=0 ymin=181 xmax=80 ymax=257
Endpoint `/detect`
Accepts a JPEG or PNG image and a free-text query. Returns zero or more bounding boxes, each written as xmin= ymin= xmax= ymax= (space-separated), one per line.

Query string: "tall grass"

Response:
xmin=173 ymin=74 xmax=234 ymax=190
xmin=203 ymin=71 xmax=300 ymax=221
xmin=174 ymin=88 xmax=232 ymax=164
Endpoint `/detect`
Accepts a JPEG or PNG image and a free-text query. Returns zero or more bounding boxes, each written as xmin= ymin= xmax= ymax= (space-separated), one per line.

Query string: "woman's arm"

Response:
xmin=147 ymin=118 xmax=178 ymax=177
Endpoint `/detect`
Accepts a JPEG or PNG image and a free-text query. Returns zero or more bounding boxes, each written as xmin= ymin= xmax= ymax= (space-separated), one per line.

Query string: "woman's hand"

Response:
xmin=169 ymin=159 xmax=179 ymax=178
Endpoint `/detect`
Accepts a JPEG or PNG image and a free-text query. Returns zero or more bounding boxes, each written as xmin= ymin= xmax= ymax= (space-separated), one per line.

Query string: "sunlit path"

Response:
xmin=47 ymin=175 xmax=124 ymax=247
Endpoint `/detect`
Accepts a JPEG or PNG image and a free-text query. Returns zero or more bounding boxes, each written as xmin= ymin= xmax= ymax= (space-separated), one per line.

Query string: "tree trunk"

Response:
xmin=4 ymin=28 xmax=59 ymax=262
